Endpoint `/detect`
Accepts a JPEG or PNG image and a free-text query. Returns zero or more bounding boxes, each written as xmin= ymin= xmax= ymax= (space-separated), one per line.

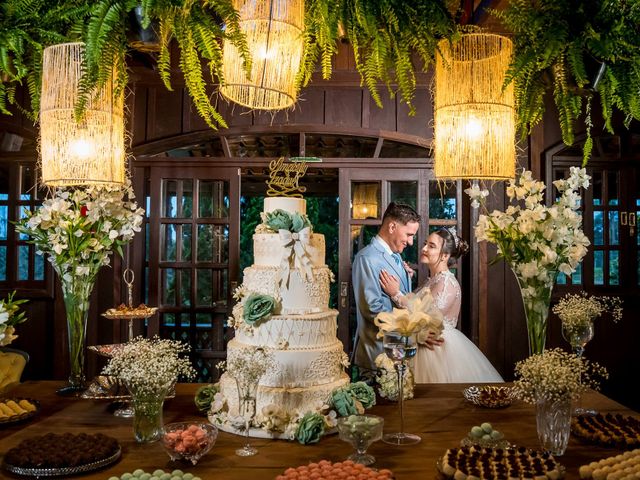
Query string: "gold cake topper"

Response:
xmin=266 ymin=157 xmax=314 ymax=197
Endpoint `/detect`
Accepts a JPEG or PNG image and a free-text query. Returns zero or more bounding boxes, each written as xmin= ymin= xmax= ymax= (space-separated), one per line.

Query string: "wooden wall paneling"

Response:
xmin=182 ymin=85 xmax=216 ymax=133
xmin=396 ymin=87 xmax=432 ymax=139
xmin=253 ymin=106 xmax=291 ymax=127
xmin=130 ymin=86 xmax=149 ymax=146
xmin=290 ymin=88 xmax=325 ymax=124
xmin=147 ymin=87 xmax=184 ymax=141
xmin=367 ymin=89 xmax=396 ymax=132
xmin=221 ymin=100 xmax=254 ymax=128
xmin=13 ymin=301 xmax=53 ymax=380
xmin=324 ymin=88 xmax=363 ymax=128
xmin=333 ymin=41 xmax=354 ymax=71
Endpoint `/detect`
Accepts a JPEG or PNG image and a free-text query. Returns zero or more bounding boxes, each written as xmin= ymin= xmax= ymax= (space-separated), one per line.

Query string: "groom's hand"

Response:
xmin=422 ymin=332 xmax=445 ymax=351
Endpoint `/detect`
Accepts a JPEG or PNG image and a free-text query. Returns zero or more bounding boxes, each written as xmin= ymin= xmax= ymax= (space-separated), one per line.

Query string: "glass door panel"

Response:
xmin=149 ymin=168 xmax=239 ymax=382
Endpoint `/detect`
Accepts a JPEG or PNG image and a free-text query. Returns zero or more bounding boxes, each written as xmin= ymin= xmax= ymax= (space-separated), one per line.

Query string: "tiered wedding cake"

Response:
xmin=216 ymin=197 xmax=350 ymax=438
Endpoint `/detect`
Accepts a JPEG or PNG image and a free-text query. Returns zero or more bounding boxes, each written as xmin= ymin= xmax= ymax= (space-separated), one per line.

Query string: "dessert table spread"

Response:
xmin=0 ymin=381 xmax=636 ymax=480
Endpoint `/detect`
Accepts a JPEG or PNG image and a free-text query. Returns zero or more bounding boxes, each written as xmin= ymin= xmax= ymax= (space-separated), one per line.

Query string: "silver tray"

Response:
xmin=2 ymin=446 xmax=121 ymax=477
xmin=462 ymin=385 xmax=514 ymax=408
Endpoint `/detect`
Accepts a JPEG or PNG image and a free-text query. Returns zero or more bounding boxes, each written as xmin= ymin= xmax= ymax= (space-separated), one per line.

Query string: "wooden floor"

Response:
xmin=0 ymin=382 xmax=637 ymax=479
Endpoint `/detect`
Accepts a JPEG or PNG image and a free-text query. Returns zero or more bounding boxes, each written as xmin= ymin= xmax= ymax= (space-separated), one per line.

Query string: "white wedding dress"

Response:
xmin=411 ymin=271 xmax=503 ymax=383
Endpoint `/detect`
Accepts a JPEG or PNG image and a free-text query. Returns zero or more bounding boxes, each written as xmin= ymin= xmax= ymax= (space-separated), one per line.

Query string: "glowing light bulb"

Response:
xmin=464 ymin=117 xmax=483 ymax=139
xmin=69 ymin=136 xmax=93 ymax=159
xmin=256 ymin=45 xmax=275 ymax=60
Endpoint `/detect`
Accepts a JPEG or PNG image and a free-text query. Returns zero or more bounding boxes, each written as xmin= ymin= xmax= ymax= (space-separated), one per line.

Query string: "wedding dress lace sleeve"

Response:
xmin=423 ymin=271 xmax=461 ymax=329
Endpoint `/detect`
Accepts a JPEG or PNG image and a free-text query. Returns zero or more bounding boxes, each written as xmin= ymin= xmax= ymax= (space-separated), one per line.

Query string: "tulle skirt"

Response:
xmin=411 ymin=327 xmax=503 ymax=383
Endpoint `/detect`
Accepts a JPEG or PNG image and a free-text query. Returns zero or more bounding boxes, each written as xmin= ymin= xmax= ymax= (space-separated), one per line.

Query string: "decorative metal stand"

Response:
xmin=85 ymin=269 xmax=158 ymax=417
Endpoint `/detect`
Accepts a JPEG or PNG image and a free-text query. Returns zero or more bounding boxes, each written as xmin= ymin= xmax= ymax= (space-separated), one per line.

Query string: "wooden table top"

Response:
xmin=0 ymin=381 xmax=636 ymax=479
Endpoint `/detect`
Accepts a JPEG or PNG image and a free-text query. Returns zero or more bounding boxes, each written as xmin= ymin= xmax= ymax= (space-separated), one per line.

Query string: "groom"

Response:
xmin=351 ymin=202 xmax=420 ymax=373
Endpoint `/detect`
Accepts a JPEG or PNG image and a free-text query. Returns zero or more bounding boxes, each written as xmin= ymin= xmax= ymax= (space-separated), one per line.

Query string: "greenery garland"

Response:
xmin=494 ymin=0 xmax=640 ymax=163
xmin=299 ymin=0 xmax=458 ymax=115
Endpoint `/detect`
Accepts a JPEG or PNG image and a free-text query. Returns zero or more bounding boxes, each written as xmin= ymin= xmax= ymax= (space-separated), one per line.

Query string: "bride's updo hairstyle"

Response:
xmin=435 ymin=228 xmax=469 ymax=267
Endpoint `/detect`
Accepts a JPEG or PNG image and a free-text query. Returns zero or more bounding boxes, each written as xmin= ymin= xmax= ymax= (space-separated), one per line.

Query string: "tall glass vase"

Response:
xmin=127 ymin=381 xmax=171 ymax=443
xmin=58 ymin=272 xmax=96 ymax=395
xmin=514 ymin=271 xmax=555 ymax=355
xmin=536 ymin=396 xmax=572 ymax=456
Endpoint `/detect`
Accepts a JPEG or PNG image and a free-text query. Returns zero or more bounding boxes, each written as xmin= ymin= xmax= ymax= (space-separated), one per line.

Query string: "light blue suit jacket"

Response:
xmin=351 ymin=236 xmax=411 ymax=371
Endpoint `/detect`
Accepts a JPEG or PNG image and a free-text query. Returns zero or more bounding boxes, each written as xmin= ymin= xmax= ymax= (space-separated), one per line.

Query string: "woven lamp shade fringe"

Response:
xmin=40 ymin=42 xmax=125 ymax=186
xmin=220 ymin=0 xmax=304 ymax=111
xmin=434 ymin=33 xmax=515 ymax=180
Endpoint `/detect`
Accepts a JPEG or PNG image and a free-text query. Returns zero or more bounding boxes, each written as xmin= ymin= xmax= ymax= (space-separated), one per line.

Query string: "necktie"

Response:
xmin=392 ymin=253 xmax=402 ymax=266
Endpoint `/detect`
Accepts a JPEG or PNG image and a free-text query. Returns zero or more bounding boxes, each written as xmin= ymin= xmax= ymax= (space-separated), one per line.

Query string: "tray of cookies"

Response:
xmin=0 ymin=398 xmax=40 ymax=425
xmin=437 ymin=445 xmax=564 ymax=480
xmin=572 ymin=413 xmax=640 ymax=448
xmin=578 ymin=448 xmax=640 ymax=479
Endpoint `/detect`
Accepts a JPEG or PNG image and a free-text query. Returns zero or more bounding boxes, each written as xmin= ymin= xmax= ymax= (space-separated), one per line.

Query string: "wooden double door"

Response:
xmin=141 ymin=163 xmax=461 ymax=381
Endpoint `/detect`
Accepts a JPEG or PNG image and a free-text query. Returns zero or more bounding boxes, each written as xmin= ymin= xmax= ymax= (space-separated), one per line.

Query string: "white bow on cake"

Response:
xmin=278 ymin=227 xmax=313 ymax=288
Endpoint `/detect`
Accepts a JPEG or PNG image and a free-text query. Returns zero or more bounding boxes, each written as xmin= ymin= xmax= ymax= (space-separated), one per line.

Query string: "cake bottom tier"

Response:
xmin=215 ymin=372 xmax=350 ymax=439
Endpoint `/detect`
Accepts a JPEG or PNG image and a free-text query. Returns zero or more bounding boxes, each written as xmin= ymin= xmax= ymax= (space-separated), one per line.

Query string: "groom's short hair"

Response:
xmin=382 ymin=202 xmax=420 ymax=225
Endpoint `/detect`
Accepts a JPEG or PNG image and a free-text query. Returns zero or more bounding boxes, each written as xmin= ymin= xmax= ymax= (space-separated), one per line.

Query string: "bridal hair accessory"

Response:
xmin=443 ymin=227 xmax=460 ymax=249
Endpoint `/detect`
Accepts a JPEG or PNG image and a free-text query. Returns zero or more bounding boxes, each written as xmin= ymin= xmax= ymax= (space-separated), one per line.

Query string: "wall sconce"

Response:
xmin=220 ymin=0 xmax=304 ymax=110
xmin=40 ymin=42 xmax=125 ymax=186
xmin=434 ymin=33 xmax=515 ymax=180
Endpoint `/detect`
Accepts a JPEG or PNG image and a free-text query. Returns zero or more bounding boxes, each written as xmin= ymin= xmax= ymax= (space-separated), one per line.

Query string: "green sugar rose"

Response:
xmin=194 ymin=383 xmax=219 ymax=413
xmin=291 ymin=212 xmax=310 ymax=232
xmin=264 ymin=209 xmax=293 ymax=232
xmin=243 ymin=294 xmax=277 ymax=326
xmin=295 ymin=412 xmax=325 ymax=444
xmin=331 ymin=388 xmax=359 ymax=417
xmin=347 ymin=381 xmax=376 ymax=409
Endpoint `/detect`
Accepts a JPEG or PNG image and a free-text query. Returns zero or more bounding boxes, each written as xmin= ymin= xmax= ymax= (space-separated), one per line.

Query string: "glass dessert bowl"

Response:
xmin=337 ymin=414 xmax=384 ymax=466
xmin=162 ymin=422 xmax=218 ymax=465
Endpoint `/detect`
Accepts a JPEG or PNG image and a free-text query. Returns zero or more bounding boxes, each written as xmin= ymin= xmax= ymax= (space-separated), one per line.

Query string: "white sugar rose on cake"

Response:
xmin=208 ymin=196 xmax=374 ymax=442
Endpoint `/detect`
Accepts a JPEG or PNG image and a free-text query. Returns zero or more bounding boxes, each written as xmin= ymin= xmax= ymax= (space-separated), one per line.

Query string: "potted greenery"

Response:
xmin=299 ymin=0 xmax=458 ymax=115
xmin=494 ymin=0 xmax=640 ymax=162
xmin=80 ymin=0 xmax=250 ymax=129
xmin=0 ymin=0 xmax=89 ymax=119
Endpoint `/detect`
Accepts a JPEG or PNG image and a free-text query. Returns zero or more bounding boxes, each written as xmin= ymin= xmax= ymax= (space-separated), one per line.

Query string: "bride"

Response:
xmin=379 ymin=227 xmax=503 ymax=383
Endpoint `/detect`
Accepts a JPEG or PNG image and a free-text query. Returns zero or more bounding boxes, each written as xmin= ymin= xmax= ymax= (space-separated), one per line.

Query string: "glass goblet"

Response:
xmin=561 ymin=319 xmax=596 ymax=416
xmin=337 ymin=415 xmax=384 ymax=466
xmin=234 ymin=378 xmax=259 ymax=456
xmin=381 ymin=331 xmax=420 ymax=445
xmin=561 ymin=320 xmax=594 ymax=358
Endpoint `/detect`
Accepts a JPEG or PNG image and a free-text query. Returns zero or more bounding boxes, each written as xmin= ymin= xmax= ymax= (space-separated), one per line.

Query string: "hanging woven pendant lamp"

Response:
xmin=434 ymin=33 xmax=515 ymax=180
xmin=220 ymin=0 xmax=304 ymax=110
xmin=40 ymin=42 xmax=125 ymax=186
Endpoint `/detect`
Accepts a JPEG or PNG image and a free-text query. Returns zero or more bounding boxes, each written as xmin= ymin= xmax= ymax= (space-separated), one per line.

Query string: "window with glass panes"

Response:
xmin=0 ymin=162 xmax=47 ymax=291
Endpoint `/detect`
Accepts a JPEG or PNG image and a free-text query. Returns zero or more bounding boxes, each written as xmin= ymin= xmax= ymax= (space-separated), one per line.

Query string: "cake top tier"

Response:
xmin=264 ymin=197 xmax=306 ymax=215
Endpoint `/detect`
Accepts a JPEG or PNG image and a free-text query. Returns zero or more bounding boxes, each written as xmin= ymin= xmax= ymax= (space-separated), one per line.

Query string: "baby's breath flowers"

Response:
xmin=553 ymin=293 xmax=623 ymax=335
xmin=512 ymin=348 xmax=608 ymax=403
xmin=226 ymin=346 xmax=275 ymax=385
xmin=103 ymin=336 xmax=196 ymax=396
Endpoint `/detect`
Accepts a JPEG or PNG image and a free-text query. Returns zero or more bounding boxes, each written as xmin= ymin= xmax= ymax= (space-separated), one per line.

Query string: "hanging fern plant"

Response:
xmin=0 ymin=0 xmax=89 ymax=120
xmin=494 ymin=0 xmax=640 ymax=164
xmin=80 ymin=0 xmax=250 ymax=129
xmin=299 ymin=0 xmax=459 ymax=115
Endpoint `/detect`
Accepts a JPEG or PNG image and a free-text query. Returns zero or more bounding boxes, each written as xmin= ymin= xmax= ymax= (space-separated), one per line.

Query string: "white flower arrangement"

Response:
xmin=374 ymin=353 xmax=415 ymax=401
xmin=16 ymin=180 xmax=144 ymax=282
xmin=0 ymin=292 xmax=27 ymax=347
xmin=465 ymin=167 xmax=591 ymax=280
xmin=553 ymin=293 xmax=623 ymax=334
xmin=102 ymin=336 xmax=196 ymax=397
xmin=465 ymin=167 xmax=591 ymax=353
xmin=226 ymin=346 xmax=275 ymax=385
xmin=512 ymin=348 xmax=608 ymax=403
